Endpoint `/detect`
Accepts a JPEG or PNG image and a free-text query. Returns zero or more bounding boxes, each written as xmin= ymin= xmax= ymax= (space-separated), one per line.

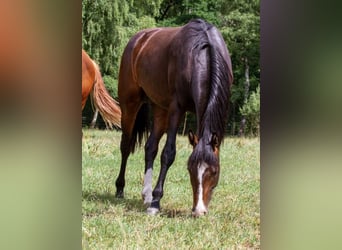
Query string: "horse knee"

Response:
xmin=161 ymin=144 xmax=176 ymax=166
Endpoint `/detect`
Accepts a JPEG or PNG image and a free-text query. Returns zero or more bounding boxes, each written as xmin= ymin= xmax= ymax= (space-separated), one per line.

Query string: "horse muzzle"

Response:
xmin=192 ymin=207 xmax=208 ymax=217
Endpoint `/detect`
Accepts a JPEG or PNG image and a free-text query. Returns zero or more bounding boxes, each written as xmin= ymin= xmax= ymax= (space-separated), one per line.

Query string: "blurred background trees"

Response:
xmin=82 ymin=0 xmax=259 ymax=136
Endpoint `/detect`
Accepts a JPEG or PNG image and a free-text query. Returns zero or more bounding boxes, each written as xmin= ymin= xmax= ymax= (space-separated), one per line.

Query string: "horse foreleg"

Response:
xmin=142 ymin=132 xmax=163 ymax=205
xmin=142 ymin=107 xmax=167 ymax=205
xmin=147 ymin=105 xmax=183 ymax=215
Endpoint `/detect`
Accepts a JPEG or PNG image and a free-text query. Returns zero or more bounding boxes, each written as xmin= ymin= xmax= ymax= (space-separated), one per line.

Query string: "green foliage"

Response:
xmin=132 ymin=0 xmax=163 ymax=18
xmin=221 ymin=8 xmax=260 ymax=122
xmin=82 ymin=0 xmax=129 ymax=76
xmin=240 ymin=86 xmax=260 ymax=136
xmin=102 ymin=75 xmax=118 ymax=98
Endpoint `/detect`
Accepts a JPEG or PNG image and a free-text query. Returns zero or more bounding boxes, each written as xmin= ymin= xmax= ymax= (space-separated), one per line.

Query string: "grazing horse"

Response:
xmin=115 ymin=19 xmax=233 ymax=216
xmin=82 ymin=49 xmax=121 ymax=128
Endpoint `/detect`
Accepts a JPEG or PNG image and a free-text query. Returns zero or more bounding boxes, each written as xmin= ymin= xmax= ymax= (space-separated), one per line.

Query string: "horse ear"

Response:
xmin=188 ymin=130 xmax=198 ymax=147
xmin=210 ymin=133 xmax=219 ymax=150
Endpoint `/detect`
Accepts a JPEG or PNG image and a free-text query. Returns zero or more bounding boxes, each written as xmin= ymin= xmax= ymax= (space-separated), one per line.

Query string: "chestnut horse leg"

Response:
xmin=147 ymin=101 xmax=184 ymax=214
xmin=142 ymin=105 xmax=168 ymax=205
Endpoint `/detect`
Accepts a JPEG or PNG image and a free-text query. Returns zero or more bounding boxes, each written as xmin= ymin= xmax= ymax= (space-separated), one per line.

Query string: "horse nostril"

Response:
xmin=192 ymin=209 xmax=208 ymax=217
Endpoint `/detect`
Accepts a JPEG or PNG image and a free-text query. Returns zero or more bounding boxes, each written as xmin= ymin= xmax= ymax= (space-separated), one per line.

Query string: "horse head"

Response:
xmin=187 ymin=130 xmax=220 ymax=217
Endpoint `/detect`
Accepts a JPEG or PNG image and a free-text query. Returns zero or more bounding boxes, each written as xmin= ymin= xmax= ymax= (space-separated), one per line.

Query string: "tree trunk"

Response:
xmin=239 ymin=57 xmax=250 ymax=137
xmin=231 ymin=103 xmax=236 ymax=135
xmin=90 ymin=109 xmax=99 ymax=129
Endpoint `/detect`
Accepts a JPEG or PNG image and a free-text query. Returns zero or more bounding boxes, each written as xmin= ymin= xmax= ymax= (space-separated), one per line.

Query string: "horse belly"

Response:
xmin=140 ymin=80 xmax=171 ymax=110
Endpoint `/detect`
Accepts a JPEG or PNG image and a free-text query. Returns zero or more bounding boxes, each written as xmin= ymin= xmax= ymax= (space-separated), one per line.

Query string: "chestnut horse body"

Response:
xmin=115 ymin=19 xmax=233 ymax=216
xmin=82 ymin=50 xmax=121 ymax=128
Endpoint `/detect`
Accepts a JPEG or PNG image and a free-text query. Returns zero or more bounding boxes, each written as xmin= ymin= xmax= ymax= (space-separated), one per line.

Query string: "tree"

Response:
xmin=82 ymin=0 xmax=138 ymax=78
xmin=240 ymin=86 xmax=260 ymax=136
xmin=219 ymin=5 xmax=260 ymax=135
xmin=82 ymin=0 xmax=160 ymax=79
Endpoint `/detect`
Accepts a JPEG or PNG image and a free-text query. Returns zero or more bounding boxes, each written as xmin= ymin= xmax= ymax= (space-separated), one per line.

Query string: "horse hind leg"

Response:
xmin=115 ymin=132 xmax=131 ymax=198
xmin=115 ymin=100 xmax=145 ymax=198
xmin=141 ymin=106 xmax=167 ymax=205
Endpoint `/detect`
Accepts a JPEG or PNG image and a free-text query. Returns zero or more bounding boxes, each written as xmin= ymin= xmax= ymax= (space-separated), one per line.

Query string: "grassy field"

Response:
xmin=82 ymin=129 xmax=260 ymax=249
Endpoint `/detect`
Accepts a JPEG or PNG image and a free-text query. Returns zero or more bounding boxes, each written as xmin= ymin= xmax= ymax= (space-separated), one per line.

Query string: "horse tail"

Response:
xmin=91 ymin=60 xmax=122 ymax=129
xmin=129 ymin=103 xmax=149 ymax=153
xmin=206 ymin=27 xmax=232 ymax=141
xmin=191 ymin=19 xmax=233 ymax=142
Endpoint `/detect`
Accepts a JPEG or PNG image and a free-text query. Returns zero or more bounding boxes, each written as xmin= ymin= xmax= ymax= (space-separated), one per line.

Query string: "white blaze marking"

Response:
xmin=195 ymin=162 xmax=208 ymax=213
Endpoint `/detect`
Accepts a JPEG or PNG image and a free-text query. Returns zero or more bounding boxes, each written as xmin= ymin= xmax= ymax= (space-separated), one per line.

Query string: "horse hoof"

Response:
xmin=142 ymin=194 xmax=153 ymax=207
xmin=115 ymin=191 xmax=124 ymax=198
xmin=143 ymin=200 xmax=151 ymax=207
xmin=146 ymin=207 xmax=159 ymax=215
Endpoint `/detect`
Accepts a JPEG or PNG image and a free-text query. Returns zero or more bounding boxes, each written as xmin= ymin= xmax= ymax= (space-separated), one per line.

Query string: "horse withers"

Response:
xmin=115 ymin=19 xmax=233 ymax=216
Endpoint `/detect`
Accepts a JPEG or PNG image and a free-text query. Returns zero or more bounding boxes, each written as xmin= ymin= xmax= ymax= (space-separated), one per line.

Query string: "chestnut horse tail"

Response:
xmin=129 ymin=103 xmax=150 ymax=153
xmin=91 ymin=60 xmax=121 ymax=129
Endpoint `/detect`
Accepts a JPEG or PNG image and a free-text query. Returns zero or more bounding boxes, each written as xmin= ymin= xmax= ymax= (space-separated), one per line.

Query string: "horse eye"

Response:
xmin=211 ymin=167 xmax=217 ymax=176
xmin=188 ymin=167 xmax=194 ymax=174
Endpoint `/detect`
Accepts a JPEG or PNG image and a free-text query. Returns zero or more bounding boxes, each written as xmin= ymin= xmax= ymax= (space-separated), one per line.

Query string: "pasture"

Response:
xmin=82 ymin=129 xmax=260 ymax=249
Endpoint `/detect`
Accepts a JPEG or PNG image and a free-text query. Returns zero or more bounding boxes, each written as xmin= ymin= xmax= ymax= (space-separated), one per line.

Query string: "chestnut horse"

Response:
xmin=82 ymin=49 xmax=121 ymax=128
xmin=115 ymin=19 xmax=233 ymax=216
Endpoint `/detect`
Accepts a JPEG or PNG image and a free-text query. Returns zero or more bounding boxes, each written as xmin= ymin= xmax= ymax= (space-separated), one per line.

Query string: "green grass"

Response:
xmin=82 ymin=129 xmax=260 ymax=249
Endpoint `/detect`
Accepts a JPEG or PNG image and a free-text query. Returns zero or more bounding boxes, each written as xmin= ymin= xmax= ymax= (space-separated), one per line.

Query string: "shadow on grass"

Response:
xmin=83 ymin=191 xmax=193 ymax=219
xmin=160 ymin=208 xmax=192 ymax=219
xmin=82 ymin=191 xmax=146 ymax=212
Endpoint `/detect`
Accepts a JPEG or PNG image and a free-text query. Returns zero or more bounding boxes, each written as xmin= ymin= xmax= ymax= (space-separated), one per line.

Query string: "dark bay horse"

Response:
xmin=115 ymin=19 xmax=233 ymax=216
xmin=82 ymin=49 xmax=121 ymax=128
